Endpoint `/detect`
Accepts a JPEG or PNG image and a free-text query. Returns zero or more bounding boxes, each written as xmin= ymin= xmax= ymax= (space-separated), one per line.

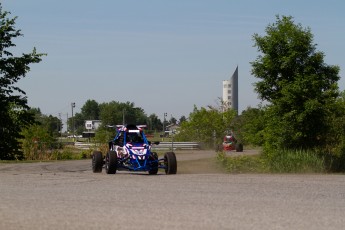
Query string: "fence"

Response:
xmin=73 ymin=141 xmax=200 ymax=151
xmin=151 ymin=142 xmax=200 ymax=150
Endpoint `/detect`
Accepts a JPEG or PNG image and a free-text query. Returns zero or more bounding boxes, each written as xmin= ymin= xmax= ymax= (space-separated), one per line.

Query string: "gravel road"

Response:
xmin=1 ymin=150 xmax=345 ymax=230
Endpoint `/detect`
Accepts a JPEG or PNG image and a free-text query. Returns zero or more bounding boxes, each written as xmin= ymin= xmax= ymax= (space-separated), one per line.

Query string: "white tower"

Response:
xmin=222 ymin=66 xmax=238 ymax=113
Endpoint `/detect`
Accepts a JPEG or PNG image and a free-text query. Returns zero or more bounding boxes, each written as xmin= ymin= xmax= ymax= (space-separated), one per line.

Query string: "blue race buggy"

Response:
xmin=92 ymin=124 xmax=177 ymax=175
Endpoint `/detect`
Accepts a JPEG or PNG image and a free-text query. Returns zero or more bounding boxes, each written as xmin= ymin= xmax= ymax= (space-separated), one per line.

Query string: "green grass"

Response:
xmin=217 ymin=148 xmax=326 ymax=173
xmin=267 ymin=149 xmax=325 ymax=173
xmin=217 ymin=152 xmax=267 ymax=173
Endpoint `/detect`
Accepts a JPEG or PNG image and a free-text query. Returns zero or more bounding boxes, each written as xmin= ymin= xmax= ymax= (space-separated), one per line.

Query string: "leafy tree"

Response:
xmin=178 ymin=115 xmax=187 ymax=124
xmin=0 ymin=5 xmax=45 ymax=159
xmin=169 ymin=116 xmax=177 ymax=125
xmin=69 ymin=113 xmax=84 ymax=135
xmin=232 ymin=106 xmax=266 ymax=146
xmin=251 ymin=15 xmax=340 ymax=149
xmin=147 ymin=113 xmax=162 ymax=131
xmin=29 ymin=108 xmax=62 ymax=137
xmin=99 ymin=101 xmax=147 ymax=127
xmin=81 ymin=99 xmax=99 ymax=120
xmin=175 ymin=105 xmax=237 ymax=147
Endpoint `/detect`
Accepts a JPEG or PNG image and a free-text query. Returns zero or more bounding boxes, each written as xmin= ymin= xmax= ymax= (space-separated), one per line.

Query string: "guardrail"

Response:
xmin=73 ymin=142 xmax=95 ymax=150
xmin=73 ymin=141 xmax=200 ymax=150
xmin=151 ymin=142 xmax=200 ymax=150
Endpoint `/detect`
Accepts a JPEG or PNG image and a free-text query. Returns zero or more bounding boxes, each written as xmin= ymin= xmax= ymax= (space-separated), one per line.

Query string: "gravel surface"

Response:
xmin=1 ymin=150 xmax=345 ymax=230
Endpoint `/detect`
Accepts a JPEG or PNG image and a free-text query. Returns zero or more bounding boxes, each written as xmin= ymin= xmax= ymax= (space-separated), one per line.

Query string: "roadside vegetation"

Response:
xmin=214 ymin=16 xmax=345 ymax=173
xmin=216 ymin=149 xmax=326 ymax=173
xmin=1 ymin=5 xmax=344 ymax=173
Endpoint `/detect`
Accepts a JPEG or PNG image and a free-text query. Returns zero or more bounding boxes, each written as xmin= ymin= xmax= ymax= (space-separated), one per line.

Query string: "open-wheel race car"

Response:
xmin=92 ymin=124 xmax=177 ymax=175
xmin=222 ymin=135 xmax=243 ymax=152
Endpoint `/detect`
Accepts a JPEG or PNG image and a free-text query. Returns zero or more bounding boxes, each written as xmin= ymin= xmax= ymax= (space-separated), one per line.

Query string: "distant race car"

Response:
xmin=222 ymin=135 xmax=243 ymax=152
xmin=92 ymin=124 xmax=177 ymax=175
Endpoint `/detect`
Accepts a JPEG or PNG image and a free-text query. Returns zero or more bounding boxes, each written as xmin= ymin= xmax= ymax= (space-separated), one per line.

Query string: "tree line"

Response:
xmin=66 ymin=99 xmax=187 ymax=135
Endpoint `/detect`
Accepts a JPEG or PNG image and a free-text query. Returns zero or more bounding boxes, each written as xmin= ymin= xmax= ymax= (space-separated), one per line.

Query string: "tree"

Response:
xmin=175 ymin=105 xmax=237 ymax=147
xmin=178 ymin=115 xmax=187 ymax=124
xmin=232 ymin=106 xmax=266 ymax=146
xmin=169 ymin=116 xmax=177 ymax=125
xmin=99 ymin=101 xmax=147 ymax=127
xmin=0 ymin=4 xmax=45 ymax=159
xmin=251 ymin=15 xmax=340 ymax=149
xmin=81 ymin=99 xmax=99 ymax=120
xmin=147 ymin=113 xmax=162 ymax=131
xmin=67 ymin=100 xmax=100 ymax=135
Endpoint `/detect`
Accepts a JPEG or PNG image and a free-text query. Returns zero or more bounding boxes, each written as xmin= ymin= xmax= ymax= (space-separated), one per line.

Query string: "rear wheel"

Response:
xmin=92 ymin=151 xmax=103 ymax=173
xmin=235 ymin=143 xmax=243 ymax=152
xmin=164 ymin=152 xmax=177 ymax=174
xmin=105 ymin=151 xmax=117 ymax=174
xmin=148 ymin=152 xmax=158 ymax=175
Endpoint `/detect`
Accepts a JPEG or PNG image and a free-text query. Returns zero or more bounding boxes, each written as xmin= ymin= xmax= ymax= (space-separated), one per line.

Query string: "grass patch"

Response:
xmin=217 ymin=152 xmax=267 ymax=173
xmin=217 ymin=148 xmax=326 ymax=173
xmin=267 ymin=149 xmax=325 ymax=173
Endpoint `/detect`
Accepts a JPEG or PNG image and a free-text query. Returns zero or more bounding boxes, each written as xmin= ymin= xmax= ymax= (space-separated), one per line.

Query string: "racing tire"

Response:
xmin=92 ymin=151 xmax=103 ymax=173
xmin=164 ymin=152 xmax=177 ymax=175
xmin=105 ymin=151 xmax=117 ymax=174
xmin=235 ymin=143 xmax=243 ymax=152
xmin=148 ymin=152 xmax=159 ymax=175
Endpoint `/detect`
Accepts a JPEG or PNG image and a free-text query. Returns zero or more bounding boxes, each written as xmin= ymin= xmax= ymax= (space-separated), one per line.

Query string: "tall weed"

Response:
xmin=217 ymin=149 xmax=326 ymax=173
xmin=265 ymin=149 xmax=325 ymax=173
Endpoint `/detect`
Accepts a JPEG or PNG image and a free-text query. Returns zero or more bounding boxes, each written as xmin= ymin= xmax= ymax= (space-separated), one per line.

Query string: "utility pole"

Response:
xmin=163 ymin=112 xmax=167 ymax=139
xmin=71 ymin=102 xmax=75 ymax=142
xmin=58 ymin=113 xmax=62 ymax=138
xmin=122 ymin=109 xmax=125 ymax=125
xmin=66 ymin=113 xmax=68 ymax=135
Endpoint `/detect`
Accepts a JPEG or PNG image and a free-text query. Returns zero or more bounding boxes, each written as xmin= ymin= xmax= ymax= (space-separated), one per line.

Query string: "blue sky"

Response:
xmin=2 ymin=0 xmax=345 ymax=123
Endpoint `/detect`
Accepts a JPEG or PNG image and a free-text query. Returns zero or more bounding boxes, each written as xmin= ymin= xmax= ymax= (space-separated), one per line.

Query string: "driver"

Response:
xmin=127 ymin=132 xmax=143 ymax=143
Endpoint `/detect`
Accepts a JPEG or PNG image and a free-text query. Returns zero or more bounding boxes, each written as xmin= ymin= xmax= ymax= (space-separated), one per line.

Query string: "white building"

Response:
xmin=83 ymin=120 xmax=101 ymax=138
xmin=222 ymin=66 xmax=238 ymax=113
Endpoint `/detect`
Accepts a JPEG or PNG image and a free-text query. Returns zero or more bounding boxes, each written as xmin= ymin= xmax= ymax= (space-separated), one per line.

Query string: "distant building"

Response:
xmin=160 ymin=124 xmax=180 ymax=137
xmin=222 ymin=66 xmax=238 ymax=114
xmin=83 ymin=120 xmax=101 ymax=138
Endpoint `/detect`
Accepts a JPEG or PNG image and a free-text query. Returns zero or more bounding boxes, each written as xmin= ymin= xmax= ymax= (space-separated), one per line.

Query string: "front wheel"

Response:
xmin=92 ymin=151 xmax=103 ymax=173
xmin=105 ymin=151 xmax=117 ymax=174
xmin=164 ymin=152 xmax=177 ymax=174
xmin=149 ymin=152 xmax=158 ymax=175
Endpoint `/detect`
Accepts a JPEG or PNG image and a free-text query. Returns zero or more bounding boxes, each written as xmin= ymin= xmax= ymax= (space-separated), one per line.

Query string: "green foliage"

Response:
xmin=67 ymin=99 xmax=100 ymax=134
xmin=217 ymin=149 xmax=326 ymax=173
xmin=0 ymin=4 xmax=45 ymax=159
xmin=81 ymin=99 xmax=100 ymax=120
xmin=232 ymin=106 xmax=266 ymax=146
xmin=94 ymin=128 xmax=114 ymax=144
xmin=21 ymin=124 xmax=57 ymax=160
xmin=147 ymin=113 xmax=163 ymax=131
xmin=264 ymin=149 xmax=325 ymax=173
xmin=216 ymin=152 xmax=267 ymax=173
xmin=21 ymin=123 xmax=92 ymax=161
xmin=99 ymin=101 xmax=148 ymax=127
xmin=29 ymin=108 xmax=62 ymax=137
xmin=52 ymin=149 xmax=91 ymax=160
xmin=175 ymin=105 xmax=237 ymax=147
xmin=251 ymin=15 xmax=340 ymax=150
